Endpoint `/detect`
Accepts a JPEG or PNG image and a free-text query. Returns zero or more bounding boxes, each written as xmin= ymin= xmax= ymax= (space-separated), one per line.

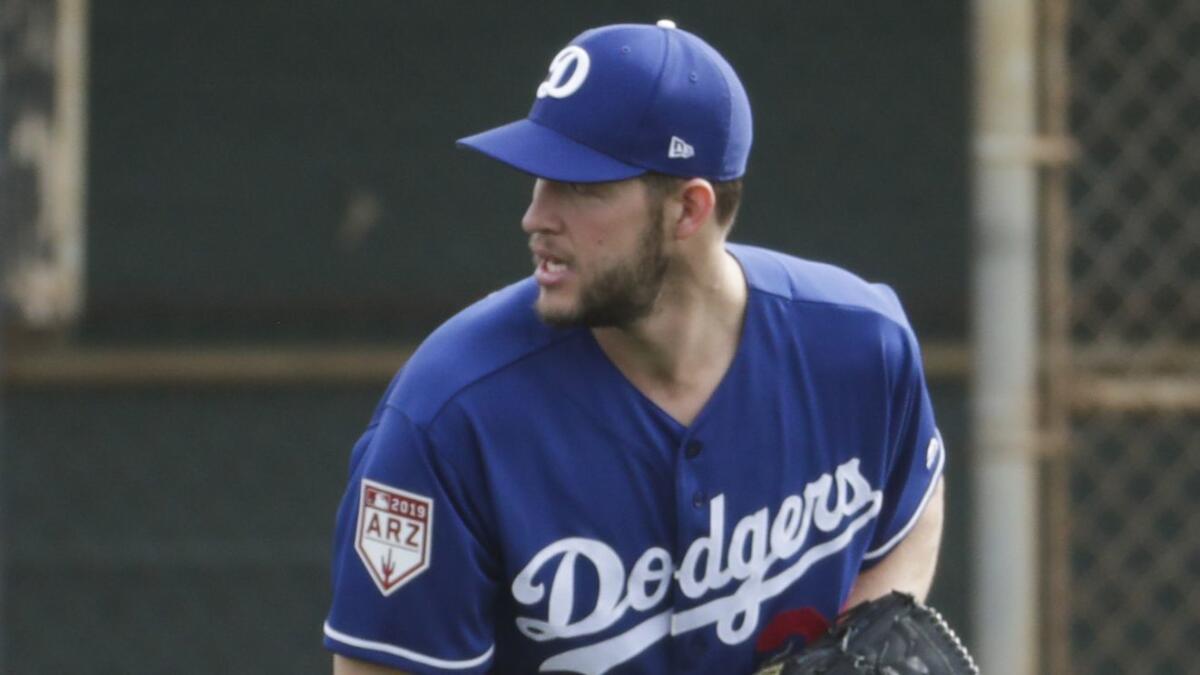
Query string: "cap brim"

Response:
xmin=456 ymin=119 xmax=645 ymax=183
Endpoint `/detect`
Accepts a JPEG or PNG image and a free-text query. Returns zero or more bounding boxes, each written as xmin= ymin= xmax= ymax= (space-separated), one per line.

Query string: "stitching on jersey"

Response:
xmin=391 ymin=328 xmax=588 ymax=431
xmin=736 ymin=245 xmax=917 ymax=339
xmin=748 ymin=285 xmax=918 ymax=342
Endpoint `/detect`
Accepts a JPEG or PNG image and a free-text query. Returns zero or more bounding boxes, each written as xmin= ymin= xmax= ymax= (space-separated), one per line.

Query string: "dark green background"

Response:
xmin=4 ymin=2 xmax=970 ymax=672
xmin=83 ymin=0 xmax=966 ymax=343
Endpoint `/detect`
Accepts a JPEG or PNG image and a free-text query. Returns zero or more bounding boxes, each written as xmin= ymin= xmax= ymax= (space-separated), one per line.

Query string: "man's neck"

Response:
xmin=591 ymin=246 xmax=747 ymax=424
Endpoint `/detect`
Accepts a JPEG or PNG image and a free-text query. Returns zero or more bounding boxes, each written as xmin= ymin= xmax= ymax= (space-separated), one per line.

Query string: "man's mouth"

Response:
xmin=534 ymin=254 xmax=572 ymax=286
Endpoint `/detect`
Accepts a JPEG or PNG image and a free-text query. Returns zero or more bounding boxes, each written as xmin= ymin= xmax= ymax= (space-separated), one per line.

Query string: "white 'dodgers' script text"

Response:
xmin=511 ymin=458 xmax=884 ymax=674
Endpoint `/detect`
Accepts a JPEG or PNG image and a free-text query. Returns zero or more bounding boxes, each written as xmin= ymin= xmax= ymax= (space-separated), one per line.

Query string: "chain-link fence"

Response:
xmin=1068 ymin=412 xmax=1200 ymax=674
xmin=1057 ymin=0 xmax=1200 ymax=672
xmin=1070 ymin=0 xmax=1200 ymax=353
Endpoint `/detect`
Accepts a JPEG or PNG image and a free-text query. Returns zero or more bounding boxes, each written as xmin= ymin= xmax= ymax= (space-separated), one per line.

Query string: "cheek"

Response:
xmin=578 ymin=222 xmax=607 ymax=248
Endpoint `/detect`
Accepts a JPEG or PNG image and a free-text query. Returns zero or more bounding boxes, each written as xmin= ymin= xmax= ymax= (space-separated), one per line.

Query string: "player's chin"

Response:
xmin=534 ymin=292 xmax=583 ymax=328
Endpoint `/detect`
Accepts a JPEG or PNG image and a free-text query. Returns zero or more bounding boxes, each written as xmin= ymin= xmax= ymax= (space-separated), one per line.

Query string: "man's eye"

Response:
xmin=567 ymin=182 xmax=591 ymax=194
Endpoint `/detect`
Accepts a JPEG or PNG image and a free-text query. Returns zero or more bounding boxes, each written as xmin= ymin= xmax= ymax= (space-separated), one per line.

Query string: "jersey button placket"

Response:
xmin=681 ymin=437 xmax=707 ymax=509
xmin=675 ymin=433 xmax=710 ymax=594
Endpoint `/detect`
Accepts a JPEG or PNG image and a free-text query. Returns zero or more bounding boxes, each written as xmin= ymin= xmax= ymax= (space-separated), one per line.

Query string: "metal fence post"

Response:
xmin=971 ymin=0 xmax=1040 ymax=671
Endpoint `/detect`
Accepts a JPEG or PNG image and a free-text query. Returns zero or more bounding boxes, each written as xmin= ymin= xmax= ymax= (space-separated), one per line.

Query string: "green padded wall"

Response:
xmin=85 ymin=1 xmax=966 ymax=343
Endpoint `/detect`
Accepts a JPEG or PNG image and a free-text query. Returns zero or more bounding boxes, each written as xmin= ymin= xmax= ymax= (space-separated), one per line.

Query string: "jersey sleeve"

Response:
xmin=323 ymin=404 xmax=498 ymax=673
xmin=860 ymin=313 xmax=946 ymax=566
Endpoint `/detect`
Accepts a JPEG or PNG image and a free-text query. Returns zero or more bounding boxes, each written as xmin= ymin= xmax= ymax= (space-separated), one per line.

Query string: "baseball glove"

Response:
xmin=753 ymin=592 xmax=979 ymax=675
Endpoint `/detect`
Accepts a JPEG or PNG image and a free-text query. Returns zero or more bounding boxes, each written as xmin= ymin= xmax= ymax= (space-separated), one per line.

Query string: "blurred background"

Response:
xmin=0 ymin=1 xmax=1195 ymax=673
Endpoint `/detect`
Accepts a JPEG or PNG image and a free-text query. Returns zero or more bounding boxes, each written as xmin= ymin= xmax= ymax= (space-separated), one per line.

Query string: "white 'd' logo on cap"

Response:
xmin=537 ymin=46 xmax=590 ymax=99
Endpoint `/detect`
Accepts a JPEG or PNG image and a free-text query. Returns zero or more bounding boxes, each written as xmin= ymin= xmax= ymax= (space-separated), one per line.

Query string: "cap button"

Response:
xmin=656 ymin=19 xmax=677 ymax=29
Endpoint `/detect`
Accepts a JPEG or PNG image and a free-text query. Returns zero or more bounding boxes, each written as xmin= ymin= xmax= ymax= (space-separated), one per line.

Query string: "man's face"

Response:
xmin=523 ymin=178 xmax=669 ymax=328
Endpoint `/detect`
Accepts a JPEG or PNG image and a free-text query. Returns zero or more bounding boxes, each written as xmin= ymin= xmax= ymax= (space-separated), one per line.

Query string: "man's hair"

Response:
xmin=640 ymin=173 xmax=745 ymax=229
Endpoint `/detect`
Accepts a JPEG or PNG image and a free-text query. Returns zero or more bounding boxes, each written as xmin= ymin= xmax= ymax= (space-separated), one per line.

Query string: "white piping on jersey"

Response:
xmin=862 ymin=430 xmax=945 ymax=561
xmin=512 ymin=458 xmax=885 ymax=674
xmin=323 ymin=621 xmax=494 ymax=670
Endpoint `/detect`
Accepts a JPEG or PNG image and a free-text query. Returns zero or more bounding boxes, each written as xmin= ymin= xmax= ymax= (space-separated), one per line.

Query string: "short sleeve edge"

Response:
xmin=323 ymin=621 xmax=494 ymax=671
xmin=860 ymin=440 xmax=945 ymax=562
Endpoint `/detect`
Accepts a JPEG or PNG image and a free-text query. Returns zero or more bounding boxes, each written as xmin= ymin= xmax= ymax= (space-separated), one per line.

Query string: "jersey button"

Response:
xmin=684 ymin=440 xmax=703 ymax=459
xmin=692 ymin=490 xmax=707 ymax=509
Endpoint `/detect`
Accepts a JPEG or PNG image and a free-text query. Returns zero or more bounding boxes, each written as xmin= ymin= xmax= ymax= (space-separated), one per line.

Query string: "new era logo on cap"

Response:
xmin=668 ymin=136 xmax=695 ymax=159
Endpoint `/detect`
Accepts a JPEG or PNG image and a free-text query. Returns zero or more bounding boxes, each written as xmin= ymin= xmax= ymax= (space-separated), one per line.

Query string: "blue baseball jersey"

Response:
xmin=323 ymin=244 xmax=945 ymax=674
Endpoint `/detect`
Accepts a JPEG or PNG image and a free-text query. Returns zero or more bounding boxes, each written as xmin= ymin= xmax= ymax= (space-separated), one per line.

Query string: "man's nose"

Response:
xmin=521 ymin=179 xmax=561 ymax=235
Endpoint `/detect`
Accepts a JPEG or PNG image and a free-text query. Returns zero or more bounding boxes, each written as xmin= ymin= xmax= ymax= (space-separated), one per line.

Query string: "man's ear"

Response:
xmin=671 ymin=179 xmax=716 ymax=241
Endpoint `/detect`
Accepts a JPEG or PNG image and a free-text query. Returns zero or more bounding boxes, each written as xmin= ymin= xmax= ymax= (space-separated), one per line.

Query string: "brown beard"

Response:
xmin=537 ymin=207 xmax=669 ymax=329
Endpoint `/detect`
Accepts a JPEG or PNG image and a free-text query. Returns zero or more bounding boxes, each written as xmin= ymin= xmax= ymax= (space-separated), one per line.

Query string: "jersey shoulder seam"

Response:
xmin=748 ymin=286 xmax=914 ymax=336
xmin=738 ymin=246 xmax=913 ymax=334
xmin=385 ymin=328 xmax=587 ymax=431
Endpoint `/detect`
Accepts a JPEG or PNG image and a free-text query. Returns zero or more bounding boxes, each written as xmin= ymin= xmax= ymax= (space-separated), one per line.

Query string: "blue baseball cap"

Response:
xmin=457 ymin=21 xmax=753 ymax=183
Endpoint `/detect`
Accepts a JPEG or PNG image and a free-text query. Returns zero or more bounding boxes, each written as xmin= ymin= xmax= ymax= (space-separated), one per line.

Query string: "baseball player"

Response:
xmin=325 ymin=21 xmax=945 ymax=675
